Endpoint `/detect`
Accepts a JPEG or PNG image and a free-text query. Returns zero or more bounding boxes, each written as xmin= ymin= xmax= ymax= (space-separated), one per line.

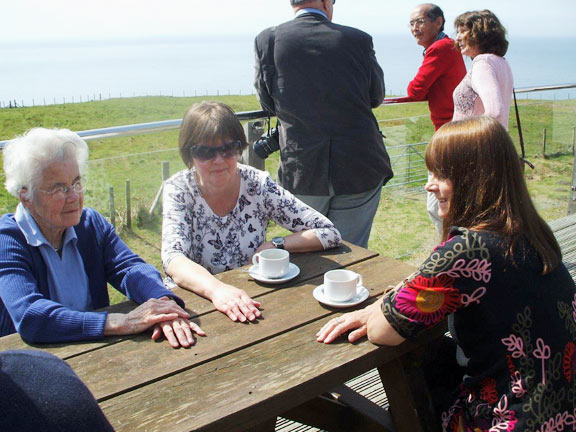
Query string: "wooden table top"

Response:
xmin=0 ymin=242 xmax=429 ymax=432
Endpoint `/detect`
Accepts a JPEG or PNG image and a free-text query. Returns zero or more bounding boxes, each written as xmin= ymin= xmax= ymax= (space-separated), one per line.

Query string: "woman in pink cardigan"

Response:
xmin=452 ymin=10 xmax=513 ymax=129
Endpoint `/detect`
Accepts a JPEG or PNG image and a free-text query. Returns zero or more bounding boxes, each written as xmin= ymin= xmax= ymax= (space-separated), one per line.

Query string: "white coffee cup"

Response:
xmin=252 ymin=248 xmax=290 ymax=279
xmin=323 ymin=269 xmax=363 ymax=302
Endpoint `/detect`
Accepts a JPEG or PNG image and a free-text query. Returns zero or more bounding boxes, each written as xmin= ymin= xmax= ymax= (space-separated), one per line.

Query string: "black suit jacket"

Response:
xmin=254 ymin=12 xmax=392 ymax=196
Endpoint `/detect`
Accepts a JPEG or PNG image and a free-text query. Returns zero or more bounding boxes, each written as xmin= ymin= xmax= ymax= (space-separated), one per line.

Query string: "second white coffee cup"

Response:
xmin=252 ymin=248 xmax=290 ymax=279
xmin=323 ymin=269 xmax=363 ymax=302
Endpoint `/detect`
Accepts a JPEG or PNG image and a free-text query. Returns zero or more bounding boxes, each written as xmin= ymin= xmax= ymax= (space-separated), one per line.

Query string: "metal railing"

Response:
xmin=1 ymin=83 xmax=574 ymax=149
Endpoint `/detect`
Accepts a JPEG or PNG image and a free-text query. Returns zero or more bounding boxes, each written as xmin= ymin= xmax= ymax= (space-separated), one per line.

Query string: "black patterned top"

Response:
xmin=161 ymin=164 xmax=341 ymax=275
xmin=382 ymin=227 xmax=576 ymax=432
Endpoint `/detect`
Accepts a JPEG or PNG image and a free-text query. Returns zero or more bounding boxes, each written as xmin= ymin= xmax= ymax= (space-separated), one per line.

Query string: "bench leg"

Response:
xmin=378 ymin=352 xmax=440 ymax=432
xmin=281 ymin=392 xmax=394 ymax=432
xmin=248 ymin=417 xmax=277 ymax=432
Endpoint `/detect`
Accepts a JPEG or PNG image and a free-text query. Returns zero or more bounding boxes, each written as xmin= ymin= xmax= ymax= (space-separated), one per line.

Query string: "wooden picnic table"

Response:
xmin=0 ymin=242 xmax=442 ymax=432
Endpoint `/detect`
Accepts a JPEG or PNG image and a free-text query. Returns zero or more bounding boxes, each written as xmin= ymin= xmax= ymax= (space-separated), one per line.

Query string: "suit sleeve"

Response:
xmin=406 ymin=44 xmax=450 ymax=101
xmin=254 ymin=33 xmax=276 ymax=116
xmin=367 ymin=37 xmax=385 ymax=107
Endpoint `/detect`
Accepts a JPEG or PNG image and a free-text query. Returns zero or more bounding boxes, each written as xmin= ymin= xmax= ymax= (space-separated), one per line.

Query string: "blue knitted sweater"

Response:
xmin=0 ymin=208 xmax=182 ymax=343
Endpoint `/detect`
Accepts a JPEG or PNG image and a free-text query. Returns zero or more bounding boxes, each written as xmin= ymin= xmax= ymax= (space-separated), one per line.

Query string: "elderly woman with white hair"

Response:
xmin=0 ymin=127 xmax=205 ymax=347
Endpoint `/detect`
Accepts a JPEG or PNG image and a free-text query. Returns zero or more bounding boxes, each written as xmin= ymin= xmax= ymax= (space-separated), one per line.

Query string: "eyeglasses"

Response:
xmin=408 ymin=18 xmax=427 ymax=28
xmin=189 ymin=140 xmax=243 ymax=161
xmin=38 ymin=179 xmax=84 ymax=198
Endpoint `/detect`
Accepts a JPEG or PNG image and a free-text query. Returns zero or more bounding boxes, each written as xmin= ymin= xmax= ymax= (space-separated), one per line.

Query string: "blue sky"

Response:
xmin=2 ymin=0 xmax=575 ymax=42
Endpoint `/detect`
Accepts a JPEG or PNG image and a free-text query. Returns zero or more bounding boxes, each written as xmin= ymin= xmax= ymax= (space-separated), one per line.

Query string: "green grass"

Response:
xmin=1 ymin=95 xmax=574 ymax=305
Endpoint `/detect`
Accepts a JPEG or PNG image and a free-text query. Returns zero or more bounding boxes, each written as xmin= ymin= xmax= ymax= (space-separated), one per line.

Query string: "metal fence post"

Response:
xmin=109 ymin=187 xmax=115 ymax=227
xmin=125 ymin=180 xmax=132 ymax=229
xmin=242 ymin=121 xmax=266 ymax=171
xmin=570 ymin=152 xmax=576 ymax=215
xmin=542 ymin=128 xmax=547 ymax=157
xmin=149 ymin=161 xmax=170 ymax=215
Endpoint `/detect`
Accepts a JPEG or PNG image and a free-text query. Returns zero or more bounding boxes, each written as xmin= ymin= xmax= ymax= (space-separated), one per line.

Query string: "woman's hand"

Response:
xmin=254 ymin=242 xmax=274 ymax=254
xmin=211 ymin=283 xmax=262 ymax=322
xmin=151 ymin=317 xmax=206 ymax=348
xmin=316 ymin=297 xmax=406 ymax=346
xmin=104 ymin=297 xmax=191 ymax=336
xmin=316 ymin=306 xmax=375 ymax=344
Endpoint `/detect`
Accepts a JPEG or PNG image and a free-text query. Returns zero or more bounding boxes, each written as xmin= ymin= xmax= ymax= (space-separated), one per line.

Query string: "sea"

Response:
xmin=1 ymin=34 xmax=575 ymax=107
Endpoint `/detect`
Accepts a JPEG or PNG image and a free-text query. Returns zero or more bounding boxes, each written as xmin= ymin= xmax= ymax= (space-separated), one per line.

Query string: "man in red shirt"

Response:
xmin=404 ymin=4 xmax=466 ymax=130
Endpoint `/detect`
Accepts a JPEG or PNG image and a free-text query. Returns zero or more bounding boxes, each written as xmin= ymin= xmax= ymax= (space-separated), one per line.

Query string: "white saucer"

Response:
xmin=313 ymin=285 xmax=370 ymax=308
xmin=249 ymin=263 xmax=300 ymax=284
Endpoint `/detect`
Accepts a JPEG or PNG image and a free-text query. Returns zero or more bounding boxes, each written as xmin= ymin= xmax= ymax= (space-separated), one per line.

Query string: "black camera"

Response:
xmin=253 ymin=127 xmax=280 ymax=159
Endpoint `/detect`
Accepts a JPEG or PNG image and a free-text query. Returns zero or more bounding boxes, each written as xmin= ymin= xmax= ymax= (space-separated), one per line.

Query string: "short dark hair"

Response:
xmin=178 ymin=102 xmax=248 ymax=167
xmin=424 ymin=4 xmax=445 ymax=32
xmin=291 ymin=0 xmax=314 ymax=5
xmin=454 ymin=10 xmax=509 ymax=56
xmin=425 ymin=117 xmax=561 ymax=274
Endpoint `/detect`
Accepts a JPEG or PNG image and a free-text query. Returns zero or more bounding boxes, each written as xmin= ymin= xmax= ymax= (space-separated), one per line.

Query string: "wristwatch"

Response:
xmin=271 ymin=236 xmax=285 ymax=249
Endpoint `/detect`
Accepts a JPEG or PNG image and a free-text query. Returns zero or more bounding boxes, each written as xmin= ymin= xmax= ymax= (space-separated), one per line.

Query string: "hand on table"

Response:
xmin=211 ymin=283 xmax=262 ymax=323
xmin=316 ymin=301 xmax=382 ymax=344
xmin=151 ymin=317 xmax=206 ymax=348
xmin=104 ymin=296 xmax=205 ymax=348
xmin=315 ymin=309 xmax=370 ymax=344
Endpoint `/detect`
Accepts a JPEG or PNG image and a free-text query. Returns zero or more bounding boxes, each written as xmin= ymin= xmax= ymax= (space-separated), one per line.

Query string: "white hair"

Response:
xmin=3 ymin=128 xmax=89 ymax=200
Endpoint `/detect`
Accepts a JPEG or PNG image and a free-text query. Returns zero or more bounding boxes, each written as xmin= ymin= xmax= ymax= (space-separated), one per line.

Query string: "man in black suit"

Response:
xmin=254 ymin=0 xmax=392 ymax=248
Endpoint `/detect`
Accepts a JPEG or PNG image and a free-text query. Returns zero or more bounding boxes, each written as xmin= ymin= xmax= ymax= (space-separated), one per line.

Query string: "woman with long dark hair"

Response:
xmin=317 ymin=117 xmax=576 ymax=431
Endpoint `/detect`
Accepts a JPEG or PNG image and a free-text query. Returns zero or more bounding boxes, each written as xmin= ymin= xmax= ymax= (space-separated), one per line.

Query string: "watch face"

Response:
xmin=272 ymin=237 xmax=285 ymax=248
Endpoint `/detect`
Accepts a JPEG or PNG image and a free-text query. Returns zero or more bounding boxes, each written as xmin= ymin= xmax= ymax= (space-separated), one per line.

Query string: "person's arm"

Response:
xmin=91 ymin=209 xmax=207 ymax=348
xmin=366 ymin=36 xmax=385 ymax=107
xmin=406 ymin=43 xmax=452 ymax=101
xmin=89 ymin=209 xmax=186 ymax=307
xmin=316 ymin=289 xmax=405 ymax=345
xmin=317 ymin=229 xmax=488 ymax=345
xmin=165 ymin=255 xmax=261 ymax=322
xmin=254 ymin=31 xmax=277 ymax=115
xmin=161 ymin=175 xmax=261 ymax=323
xmin=257 ymin=175 xmax=342 ymax=253
xmin=470 ymin=56 xmax=506 ymax=121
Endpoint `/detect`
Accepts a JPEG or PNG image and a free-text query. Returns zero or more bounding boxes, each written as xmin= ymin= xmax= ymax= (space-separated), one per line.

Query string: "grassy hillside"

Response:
xmin=1 ymin=95 xmax=574 ymax=304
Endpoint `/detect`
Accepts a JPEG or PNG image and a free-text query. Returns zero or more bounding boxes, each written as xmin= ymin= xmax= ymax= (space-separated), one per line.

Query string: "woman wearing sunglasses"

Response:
xmin=161 ymin=102 xmax=341 ymax=323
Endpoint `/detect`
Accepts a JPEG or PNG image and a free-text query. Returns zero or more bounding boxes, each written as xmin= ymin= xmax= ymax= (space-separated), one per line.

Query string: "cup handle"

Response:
xmin=356 ymin=274 xmax=363 ymax=288
xmin=252 ymin=253 xmax=260 ymax=266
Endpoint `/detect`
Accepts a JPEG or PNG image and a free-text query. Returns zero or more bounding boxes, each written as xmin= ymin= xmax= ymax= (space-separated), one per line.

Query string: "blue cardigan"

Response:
xmin=0 ymin=208 xmax=183 ymax=343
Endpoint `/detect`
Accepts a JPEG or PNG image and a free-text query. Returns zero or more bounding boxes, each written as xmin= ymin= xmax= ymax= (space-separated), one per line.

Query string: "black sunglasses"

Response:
xmin=189 ymin=140 xmax=243 ymax=161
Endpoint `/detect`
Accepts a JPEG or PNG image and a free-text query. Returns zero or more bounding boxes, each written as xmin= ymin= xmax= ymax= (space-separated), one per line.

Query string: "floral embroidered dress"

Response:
xmin=382 ymin=227 xmax=576 ymax=432
xmin=161 ymin=164 xmax=341 ymax=276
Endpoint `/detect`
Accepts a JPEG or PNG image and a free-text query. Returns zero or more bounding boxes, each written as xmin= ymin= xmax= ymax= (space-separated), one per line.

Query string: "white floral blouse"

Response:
xmin=161 ymin=164 xmax=341 ymax=276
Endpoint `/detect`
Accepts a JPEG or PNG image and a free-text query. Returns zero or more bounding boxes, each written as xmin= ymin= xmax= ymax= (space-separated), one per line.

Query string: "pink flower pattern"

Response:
xmin=501 ymin=334 xmax=526 ymax=358
xmin=490 ymin=396 xmax=518 ymax=432
xmin=395 ymin=274 xmax=461 ymax=325
xmin=443 ymin=258 xmax=492 ymax=283
xmin=533 ymin=338 xmax=552 ymax=386
xmin=510 ymin=371 xmax=526 ymax=398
